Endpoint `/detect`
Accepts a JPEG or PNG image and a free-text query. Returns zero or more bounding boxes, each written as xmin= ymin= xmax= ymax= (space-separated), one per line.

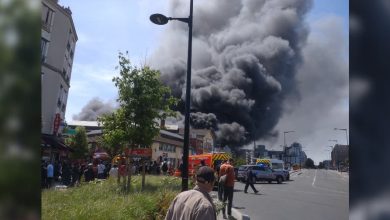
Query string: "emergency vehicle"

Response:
xmin=188 ymin=152 xmax=231 ymax=176
xmin=255 ymin=158 xmax=290 ymax=181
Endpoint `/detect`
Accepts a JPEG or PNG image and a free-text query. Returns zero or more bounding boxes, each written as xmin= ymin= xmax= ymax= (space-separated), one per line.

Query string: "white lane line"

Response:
xmin=312 ymin=169 xmax=317 ymax=187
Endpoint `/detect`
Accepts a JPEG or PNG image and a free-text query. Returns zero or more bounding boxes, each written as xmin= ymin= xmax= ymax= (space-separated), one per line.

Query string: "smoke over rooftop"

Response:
xmin=73 ymin=97 xmax=116 ymax=121
xmin=150 ymin=0 xmax=313 ymax=148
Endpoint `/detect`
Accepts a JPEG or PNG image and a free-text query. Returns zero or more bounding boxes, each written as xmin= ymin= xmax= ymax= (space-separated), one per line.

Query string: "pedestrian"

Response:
xmin=62 ymin=162 xmax=71 ymax=186
xmin=164 ymin=166 xmax=217 ymax=220
xmin=200 ymin=159 xmax=206 ymax=167
xmin=218 ymin=160 xmax=228 ymax=200
xmin=97 ymin=160 xmax=106 ymax=179
xmin=47 ymin=161 xmax=54 ymax=188
xmin=244 ymin=166 xmax=259 ymax=194
xmin=162 ymin=160 xmax=168 ymax=175
xmin=84 ymin=163 xmax=94 ymax=182
xmin=109 ymin=164 xmax=118 ymax=179
xmin=219 ymin=158 xmax=235 ymax=219
xmin=71 ymin=163 xmax=80 ymax=187
xmin=41 ymin=161 xmax=47 ymax=189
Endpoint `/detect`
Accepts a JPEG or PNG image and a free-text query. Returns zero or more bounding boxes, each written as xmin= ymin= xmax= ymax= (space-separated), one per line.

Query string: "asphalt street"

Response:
xmin=228 ymin=169 xmax=349 ymax=220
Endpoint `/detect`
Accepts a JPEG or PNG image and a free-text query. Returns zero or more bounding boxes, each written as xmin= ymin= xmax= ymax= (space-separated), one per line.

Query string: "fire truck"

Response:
xmin=188 ymin=152 xmax=231 ymax=176
xmin=174 ymin=152 xmax=231 ymax=178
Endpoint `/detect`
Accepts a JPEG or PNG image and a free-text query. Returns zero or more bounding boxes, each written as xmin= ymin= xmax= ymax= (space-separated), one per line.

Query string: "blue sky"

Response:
xmin=61 ymin=0 xmax=349 ymax=163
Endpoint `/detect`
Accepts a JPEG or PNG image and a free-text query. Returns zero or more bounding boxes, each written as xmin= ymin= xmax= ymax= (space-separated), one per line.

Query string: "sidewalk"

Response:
xmin=211 ymin=192 xmax=250 ymax=220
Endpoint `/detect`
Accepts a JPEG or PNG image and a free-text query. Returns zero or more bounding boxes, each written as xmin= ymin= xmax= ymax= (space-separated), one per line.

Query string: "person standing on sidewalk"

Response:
xmin=47 ymin=161 xmax=54 ymax=189
xmin=244 ymin=166 xmax=259 ymax=194
xmin=220 ymin=158 xmax=235 ymax=219
xmin=218 ymin=160 xmax=228 ymax=201
xmin=164 ymin=166 xmax=216 ymax=220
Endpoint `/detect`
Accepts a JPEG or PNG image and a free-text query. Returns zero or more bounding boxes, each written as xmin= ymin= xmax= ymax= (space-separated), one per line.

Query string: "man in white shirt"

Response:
xmin=109 ymin=164 xmax=118 ymax=178
xmin=97 ymin=161 xmax=106 ymax=179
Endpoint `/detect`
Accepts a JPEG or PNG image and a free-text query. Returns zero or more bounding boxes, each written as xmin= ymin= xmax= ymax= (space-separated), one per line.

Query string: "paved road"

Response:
xmin=229 ymin=169 xmax=349 ymax=220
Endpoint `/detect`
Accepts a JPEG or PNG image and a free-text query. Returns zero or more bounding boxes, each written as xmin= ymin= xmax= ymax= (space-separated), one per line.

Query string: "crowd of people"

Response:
xmin=41 ymin=158 xmax=178 ymax=189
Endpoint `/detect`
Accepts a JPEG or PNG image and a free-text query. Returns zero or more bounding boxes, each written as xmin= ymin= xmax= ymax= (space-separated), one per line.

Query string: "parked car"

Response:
xmin=237 ymin=165 xmax=251 ymax=182
xmin=238 ymin=165 xmax=285 ymax=184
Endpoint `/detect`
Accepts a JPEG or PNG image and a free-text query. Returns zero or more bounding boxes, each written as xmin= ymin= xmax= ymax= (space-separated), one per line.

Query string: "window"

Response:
xmin=66 ymin=41 xmax=71 ymax=51
xmin=58 ymin=85 xmax=63 ymax=107
xmin=70 ymin=50 xmax=74 ymax=59
xmin=41 ymin=38 xmax=49 ymax=62
xmin=158 ymin=143 xmax=176 ymax=153
xmin=62 ymin=68 xmax=66 ymax=78
xmin=42 ymin=4 xmax=54 ymax=29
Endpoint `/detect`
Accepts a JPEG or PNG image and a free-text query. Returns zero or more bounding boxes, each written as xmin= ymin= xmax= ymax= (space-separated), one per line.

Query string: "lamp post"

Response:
xmin=150 ymin=0 xmax=193 ymax=192
xmin=334 ymin=128 xmax=348 ymax=145
xmin=328 ymin=146 xmax=333 ymax=169
xmin=283 ymin=130 xmax=295 ymax=147
xmin=283 ymin=130 xmax=295 ymax=166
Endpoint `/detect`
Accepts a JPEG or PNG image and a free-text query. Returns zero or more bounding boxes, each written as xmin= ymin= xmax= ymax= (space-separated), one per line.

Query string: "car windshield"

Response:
xmin=238 ymin=166 xmax=249 ymax=171
xmin=272 ymin=163 xmax=284 ymax=170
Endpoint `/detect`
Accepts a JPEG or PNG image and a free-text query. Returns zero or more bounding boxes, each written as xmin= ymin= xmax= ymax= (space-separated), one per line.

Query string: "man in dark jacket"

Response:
xmin=244 ymin=166 xmax=259 ymax=194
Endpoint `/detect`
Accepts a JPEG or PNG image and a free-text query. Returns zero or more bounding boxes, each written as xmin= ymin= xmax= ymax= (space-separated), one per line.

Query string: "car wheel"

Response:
xmin=268 ymin=180 xmax=272 ymax=184
xmin=277 ymin=176 xmax=282 ymax=184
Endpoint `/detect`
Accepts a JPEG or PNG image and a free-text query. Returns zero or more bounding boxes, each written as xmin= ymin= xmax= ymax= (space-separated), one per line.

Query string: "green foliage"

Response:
xmin=304 ymin=158 xmax=315 ymax=168
xmin=98 ymin=52 xmax=178 ymax=150
xmin=0 ymin=0 xmax=40 ymax=219
xmin=233 ymin=156 xmax=247 ymax=167
xmin=42 ymin=176 xmax=181 ymax=220
xmin=67 ymin=126 xmax=89 ymax=159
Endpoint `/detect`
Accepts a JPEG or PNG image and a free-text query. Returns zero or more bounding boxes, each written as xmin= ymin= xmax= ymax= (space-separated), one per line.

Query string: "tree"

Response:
xmin=304 ymin=158 xmax=315 ymax=169
xmin=67 ymin=126 xmax=89 ymax=160
xmin=98 ymin=52 xmax=177 ymax=192
xmin=233 ymin=155 xmax=247 ymax=167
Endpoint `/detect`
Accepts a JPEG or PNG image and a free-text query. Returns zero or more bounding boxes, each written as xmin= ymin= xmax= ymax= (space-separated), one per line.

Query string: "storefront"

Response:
xmin=41 ymin=134 xmax=73 ymax=162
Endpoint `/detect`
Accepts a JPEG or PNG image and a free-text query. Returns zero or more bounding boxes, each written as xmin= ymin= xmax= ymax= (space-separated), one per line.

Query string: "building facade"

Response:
xmin=284 ymin=142 xmax=307 ymax=167
xmin=41 ymin=0 xmax=77 ymax=162
xmin=41 ymin=0 xmax=77 ymax=135
xmin=331 ymin=144 xmax=349 ymax=169
xmin=151 ymin=130 xmax=184 ymax=169
xmin=179 ymin=128 xmax=215 ymax=154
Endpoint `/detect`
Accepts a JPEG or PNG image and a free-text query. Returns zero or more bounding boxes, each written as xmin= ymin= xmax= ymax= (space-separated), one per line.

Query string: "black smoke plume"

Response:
xmin=151 ymin=0 xmax=313 ymax=148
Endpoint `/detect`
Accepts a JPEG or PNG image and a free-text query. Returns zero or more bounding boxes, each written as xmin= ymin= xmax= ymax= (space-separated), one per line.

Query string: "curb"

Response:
xmin=217 ymin=208 xmax=250 ymax=220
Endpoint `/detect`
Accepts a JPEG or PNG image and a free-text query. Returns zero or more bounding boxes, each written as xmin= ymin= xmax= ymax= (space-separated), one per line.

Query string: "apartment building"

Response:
xmin=41 ymin=0 xmax=77 ymax=135
xmin=41 ymin=0 xmax=77 ymax=162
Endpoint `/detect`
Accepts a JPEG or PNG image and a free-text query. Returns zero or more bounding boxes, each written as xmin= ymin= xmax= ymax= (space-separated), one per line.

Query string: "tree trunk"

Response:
xmin=126 ymin=157 xmax=132 ymax=193
xmin=141 ymin=160 xmax=146 ymax=191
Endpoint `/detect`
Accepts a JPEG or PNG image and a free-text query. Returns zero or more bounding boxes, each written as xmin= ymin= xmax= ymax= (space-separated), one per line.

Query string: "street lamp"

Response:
xmin=283 ymin=130 xmax=295 ymax=167
xmin=328 ymin=146 xmax=333 ymax=169
xmin=150 ymin=0 xmax=193 ymax=192
xmin=334 ymin=128 xmax=348 ymax=145
xmin=283 ymin=130 xmax=295 ymax=147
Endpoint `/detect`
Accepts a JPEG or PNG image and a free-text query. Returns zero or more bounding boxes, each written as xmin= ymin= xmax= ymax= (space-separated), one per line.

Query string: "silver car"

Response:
xmin=239 ymin=165 xmax=284 ymax=184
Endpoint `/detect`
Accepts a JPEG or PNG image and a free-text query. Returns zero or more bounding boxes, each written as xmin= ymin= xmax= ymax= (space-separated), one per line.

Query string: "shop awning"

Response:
xmin=41 ymin=134 xmax=74 ymax=152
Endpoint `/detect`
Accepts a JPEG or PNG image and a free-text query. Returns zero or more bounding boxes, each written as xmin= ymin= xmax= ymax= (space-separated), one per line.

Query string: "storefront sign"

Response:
xmin=53 ymin=113 xmax=61 ymax=135
xmin=125 ymin=148 xmax=152 ymax=157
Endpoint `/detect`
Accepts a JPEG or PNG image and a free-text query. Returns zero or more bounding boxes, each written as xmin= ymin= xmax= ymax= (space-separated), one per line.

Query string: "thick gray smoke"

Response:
xmin=73 ymin=97 xmax=116 ymax=121
xmin=151 ymin=0 xmax=313 ymax=148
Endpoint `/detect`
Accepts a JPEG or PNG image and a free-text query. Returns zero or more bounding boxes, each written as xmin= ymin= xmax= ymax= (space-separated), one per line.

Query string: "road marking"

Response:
xmin=312 ymin=169 xmax=317 ymax=187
